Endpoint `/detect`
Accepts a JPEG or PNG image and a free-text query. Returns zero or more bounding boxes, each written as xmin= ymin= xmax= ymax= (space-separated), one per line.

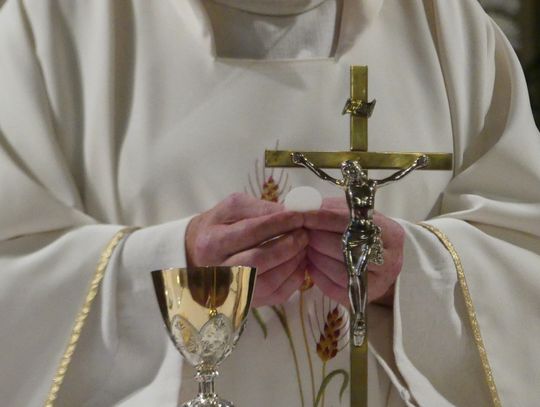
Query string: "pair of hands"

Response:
xmin=185 ymin=193 xmax=404 ymax=308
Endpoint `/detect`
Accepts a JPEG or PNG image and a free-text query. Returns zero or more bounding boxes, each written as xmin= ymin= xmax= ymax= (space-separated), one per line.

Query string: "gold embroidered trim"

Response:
xmin=419 ymin=223 xmax=501 ymax=407
xmin=44 ymin=227 xmax=138 ymax=407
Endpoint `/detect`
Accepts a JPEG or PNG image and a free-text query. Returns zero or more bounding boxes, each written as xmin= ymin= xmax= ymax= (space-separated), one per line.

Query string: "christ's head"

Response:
xmin=340 ymin=160 xmax=367 ymax=182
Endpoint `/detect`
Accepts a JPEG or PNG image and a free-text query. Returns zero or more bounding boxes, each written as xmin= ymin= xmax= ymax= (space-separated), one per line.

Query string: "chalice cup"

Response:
xmin=151 ymin=266 xmax=257 ymax=407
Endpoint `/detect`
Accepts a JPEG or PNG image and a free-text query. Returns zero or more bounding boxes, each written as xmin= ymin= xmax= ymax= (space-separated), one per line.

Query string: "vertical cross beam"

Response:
xmin=349 ymin=66 xmax=369 ymax=407
xmin=350 ymin=66 xmax=369 ymax=152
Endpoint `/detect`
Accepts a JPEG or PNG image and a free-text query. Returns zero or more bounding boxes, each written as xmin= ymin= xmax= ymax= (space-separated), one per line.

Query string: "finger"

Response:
xmin=303 ymin=209 xmax=349 ymax=232
xmin=367 ymin=270 xmax=394 ymax=303
xmin=307 ymin=262 xmax=349 ymax=307
xmin=193 ymin=212 xmax=303 ymax=264
xmin=215 ymin=211 xmax=304 ymax=256
xmin=304 ymin=207 xmax=404 ymax=250
xmin=310 ymin=264 xmax=390 ymax=306
xmin=307 ymin=247 xmax=348 ymax=288
xmin=373 ymin=212 xmax=405 ymax=249
xmin=307 ymin=230 xmax=343 ymax=262
xmin=252 ymin=249 xmax=306 ymax=299
xmin=224 ymin=229 xmax=309 ymax=272
xmin=212 ymin=193 xmax=284 ymax=223
xmin=321 ymin=196 xmax=348 ymax=210
xmin=253 ymin=263 xmax=306 ymax=307
xmin=367 ymin=216 xmax=404 ymax=276
xmin=367 ymin=250 xmax=402 ymax=301
xmin=372 ymin=283 xmax=396 ymax=307
xmin=368 ymin=246 xmax=403 ymax=278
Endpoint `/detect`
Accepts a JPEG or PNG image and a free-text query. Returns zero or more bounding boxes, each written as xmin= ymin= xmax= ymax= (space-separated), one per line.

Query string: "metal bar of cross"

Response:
xmin=265 ymin=66 xmax=453 ymax=407
xmin=265 ymin=66 xmax=453 ymax=170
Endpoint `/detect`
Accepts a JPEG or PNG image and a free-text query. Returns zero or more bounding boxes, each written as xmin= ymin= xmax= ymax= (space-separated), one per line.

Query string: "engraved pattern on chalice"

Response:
xmin=152 ymin=266 xmax=256 ymax=407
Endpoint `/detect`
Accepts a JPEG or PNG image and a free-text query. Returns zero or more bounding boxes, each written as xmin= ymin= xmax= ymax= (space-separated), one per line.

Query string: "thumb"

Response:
xmin=322 ymin=196 xmax=347 ymax=211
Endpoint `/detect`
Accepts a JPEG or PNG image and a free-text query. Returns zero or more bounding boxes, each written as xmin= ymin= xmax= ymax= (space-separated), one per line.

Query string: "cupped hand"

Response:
xmin=185 ymin=193 xmax=308 ymax=307
xmin=303 ymin=197 xmax=405 ymax=307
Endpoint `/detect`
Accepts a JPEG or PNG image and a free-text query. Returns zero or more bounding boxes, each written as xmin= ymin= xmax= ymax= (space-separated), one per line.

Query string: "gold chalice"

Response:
xmin=151 ymin=266 xmax=256 ymax=407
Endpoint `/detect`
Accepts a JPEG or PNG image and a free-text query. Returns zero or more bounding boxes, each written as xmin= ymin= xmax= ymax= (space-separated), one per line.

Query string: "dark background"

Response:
xmin=479 ymin=0 xmax=540 ymax=128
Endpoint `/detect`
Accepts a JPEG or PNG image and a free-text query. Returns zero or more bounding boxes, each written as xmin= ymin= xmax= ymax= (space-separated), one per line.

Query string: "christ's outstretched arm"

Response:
xmin=376 ymin=155 xmax=429 ymax=186
xmin=291 ymin=153 xmax=345 ymax=186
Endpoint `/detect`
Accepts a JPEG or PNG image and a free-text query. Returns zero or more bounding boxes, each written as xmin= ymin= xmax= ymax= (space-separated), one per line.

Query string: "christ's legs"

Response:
xmin=343 ymin=227 xmax=370 ymax=347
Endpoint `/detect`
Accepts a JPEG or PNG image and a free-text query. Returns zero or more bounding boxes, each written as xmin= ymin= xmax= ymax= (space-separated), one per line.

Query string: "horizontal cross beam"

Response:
xmin=265 ymin=150 xmax=453 ymax=170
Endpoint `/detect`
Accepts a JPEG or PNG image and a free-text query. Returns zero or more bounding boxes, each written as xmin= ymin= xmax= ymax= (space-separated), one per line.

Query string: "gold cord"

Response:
xmin=44 ymin=227 xmax=138 ymax=406
xmin=419 ymin=223 xmax=501 ymax=407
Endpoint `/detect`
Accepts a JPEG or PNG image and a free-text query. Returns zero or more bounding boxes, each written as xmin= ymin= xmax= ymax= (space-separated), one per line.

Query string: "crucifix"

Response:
xmin=265 ymin=66 xmax=453 ymax=407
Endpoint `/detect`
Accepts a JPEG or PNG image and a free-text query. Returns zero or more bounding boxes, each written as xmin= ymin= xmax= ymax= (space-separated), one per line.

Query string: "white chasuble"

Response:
xmin=0 ymin=0 xmax=539 ymax=406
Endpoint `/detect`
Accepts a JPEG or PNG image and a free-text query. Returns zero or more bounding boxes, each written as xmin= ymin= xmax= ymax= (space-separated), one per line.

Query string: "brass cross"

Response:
xmin=265 ymin=66 xmax=453 ymax=171
xmin=265 ymin=66 xmax=453 ymax=407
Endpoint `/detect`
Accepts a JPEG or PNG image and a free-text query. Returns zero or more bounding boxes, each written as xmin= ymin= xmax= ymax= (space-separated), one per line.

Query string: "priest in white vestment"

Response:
xmin=1 ymin=0 xmax=539 ymax=406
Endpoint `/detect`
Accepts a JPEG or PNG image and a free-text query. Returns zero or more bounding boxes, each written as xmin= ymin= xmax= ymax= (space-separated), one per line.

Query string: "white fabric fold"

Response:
xmin=58 ymin=219 xmax=193 ymax=406
xmin=1 ymin=0 xmax=539 ymax=405
xmin=392 ymin=221 xmax=491 ymax=406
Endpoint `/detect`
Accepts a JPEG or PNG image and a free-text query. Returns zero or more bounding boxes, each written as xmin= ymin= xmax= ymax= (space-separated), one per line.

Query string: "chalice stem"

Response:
xmin=181 ymin=369 xmax=233 ymax=407
xmin=195 ymin=369 xmax=217 ymax=399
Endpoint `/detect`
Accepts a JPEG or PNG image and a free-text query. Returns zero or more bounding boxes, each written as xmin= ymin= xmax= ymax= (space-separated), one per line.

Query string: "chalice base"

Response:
xmin=180 ymin=394 xmax=233 ymax=407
